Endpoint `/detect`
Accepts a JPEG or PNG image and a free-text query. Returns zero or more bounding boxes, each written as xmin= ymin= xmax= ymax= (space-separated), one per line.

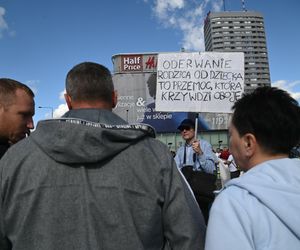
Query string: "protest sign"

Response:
xmin=155 ymin=52 xmax=244 ymax=113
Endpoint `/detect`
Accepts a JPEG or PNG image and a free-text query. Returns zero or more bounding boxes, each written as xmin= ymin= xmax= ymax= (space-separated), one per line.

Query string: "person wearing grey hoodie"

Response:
xmin=0 ymin=62 xmax=205 ymax=250
xmin=205 ymin=87 xmax=300 ymax=250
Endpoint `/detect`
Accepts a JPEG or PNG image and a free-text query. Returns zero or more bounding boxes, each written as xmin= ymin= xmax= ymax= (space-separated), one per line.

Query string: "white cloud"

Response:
xmin=272 ymin=80 xmax=300 ymax=101
xmin=0 ymin=6 xmax=8 ymax=38
xmin=150 ymin=0 xmax=222 ymax=51
xmin=39 ymin=90 xmax=68 ymax=119
xmin=154 ymin=0 xmax=185 ymax=19
xmin=59 ymin=89 xmax=66 ymax=101
xmin=53 ymin=90 xmax=68 ymax=118
xmin=53 ymin=104 xmax=68 ymax=118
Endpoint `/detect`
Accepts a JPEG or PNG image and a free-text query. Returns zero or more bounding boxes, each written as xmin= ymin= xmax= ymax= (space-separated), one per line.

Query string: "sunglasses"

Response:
xmin=179 ymin=126 xmax=193 ymax=132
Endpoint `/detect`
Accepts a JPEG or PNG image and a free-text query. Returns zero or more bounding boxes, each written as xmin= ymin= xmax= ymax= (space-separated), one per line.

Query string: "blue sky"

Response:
xmin=1 ymin=0 xmax=299 ymax=124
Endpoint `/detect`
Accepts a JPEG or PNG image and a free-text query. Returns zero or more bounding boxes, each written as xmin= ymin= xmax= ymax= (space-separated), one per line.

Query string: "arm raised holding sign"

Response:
xmin=174 ymin=119 xmax=216 ymax=173
xmin=191 ymin=139 xmax=216 ymax=173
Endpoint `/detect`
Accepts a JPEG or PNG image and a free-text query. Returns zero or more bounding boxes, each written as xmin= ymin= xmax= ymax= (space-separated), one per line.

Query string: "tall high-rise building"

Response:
xmin=204 ymin=11 xmax=271 ymax=93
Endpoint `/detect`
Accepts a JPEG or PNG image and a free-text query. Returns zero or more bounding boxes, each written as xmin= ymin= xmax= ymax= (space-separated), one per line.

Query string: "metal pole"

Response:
xmin=38 ymin=106 xmax=54 ymax=118
xmin=194 ymin=113 xmax=199 ymax=140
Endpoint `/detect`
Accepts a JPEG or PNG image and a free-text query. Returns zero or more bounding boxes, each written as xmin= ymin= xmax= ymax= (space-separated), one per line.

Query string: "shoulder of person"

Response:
xmin=0 ymin=138 xmax=35 ymax=175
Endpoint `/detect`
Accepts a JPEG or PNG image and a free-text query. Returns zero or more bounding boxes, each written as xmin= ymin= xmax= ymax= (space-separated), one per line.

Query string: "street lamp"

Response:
xmin=38 ymin=106 xmax=54 ymax=118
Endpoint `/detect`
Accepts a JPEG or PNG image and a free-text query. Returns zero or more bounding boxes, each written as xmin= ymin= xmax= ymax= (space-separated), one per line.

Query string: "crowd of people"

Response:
xmin=1 ymin=62 xmax=300 ymax=250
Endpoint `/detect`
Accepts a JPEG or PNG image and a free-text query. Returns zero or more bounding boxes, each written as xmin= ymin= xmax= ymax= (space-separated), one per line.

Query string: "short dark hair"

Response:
xmin=0 ymin=78 xmax=35 ymax=107
xmin=232 ymin=86 xmax=300 ymax=154
xmin=66 ymin=62 xmax=114 ymax=104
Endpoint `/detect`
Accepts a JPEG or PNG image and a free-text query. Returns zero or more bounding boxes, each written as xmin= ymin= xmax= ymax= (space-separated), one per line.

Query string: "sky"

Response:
xmin=1 ymin=0 xmax=300 ymax=124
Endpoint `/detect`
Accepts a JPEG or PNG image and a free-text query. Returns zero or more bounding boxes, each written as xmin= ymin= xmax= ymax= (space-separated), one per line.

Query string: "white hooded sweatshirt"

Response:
xmin=206 ymin=158 xmax=300 ymax=250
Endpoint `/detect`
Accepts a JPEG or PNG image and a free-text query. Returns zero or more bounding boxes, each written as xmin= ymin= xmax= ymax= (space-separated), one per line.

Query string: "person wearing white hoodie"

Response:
xmin=205 ymin=86 xmax=300 ymax=250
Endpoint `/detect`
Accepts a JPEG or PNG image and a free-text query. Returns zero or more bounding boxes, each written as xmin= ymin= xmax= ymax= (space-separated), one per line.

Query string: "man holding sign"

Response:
xmin=156 ymin=51 xmax=244 ymax=224
xmin=174 ymin=118 xmax=217 ymax=224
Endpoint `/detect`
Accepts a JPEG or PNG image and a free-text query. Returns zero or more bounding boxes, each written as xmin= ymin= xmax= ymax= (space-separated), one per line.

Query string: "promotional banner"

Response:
xmin=112 ymin=73 xmax=203 ymax=133
xmin=112 ymin=53 xmax=241 ymax=132
xmin=155 ymin=52 xmax=244 ymax=113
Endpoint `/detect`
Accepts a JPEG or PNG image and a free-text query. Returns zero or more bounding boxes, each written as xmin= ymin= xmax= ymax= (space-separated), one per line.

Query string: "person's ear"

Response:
xmin=112 ymin=90 xmax=118 ymax=109
xmin=64 ymin=93 xmax=72 ymax=110
xmin=243 ymin=133 xmax=256 ymax=157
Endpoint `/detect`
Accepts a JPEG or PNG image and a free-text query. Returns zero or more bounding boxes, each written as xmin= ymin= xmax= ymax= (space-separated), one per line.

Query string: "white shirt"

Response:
xmin=227 ymin=154 xmax=238 ymax=172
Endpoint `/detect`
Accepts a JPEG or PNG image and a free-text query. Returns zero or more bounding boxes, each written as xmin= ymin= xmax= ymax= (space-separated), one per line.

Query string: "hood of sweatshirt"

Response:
xmin=225 ymin=158 xmax=300 ymax=238
xmin=30 ymin=109 xmax=155 ymax=164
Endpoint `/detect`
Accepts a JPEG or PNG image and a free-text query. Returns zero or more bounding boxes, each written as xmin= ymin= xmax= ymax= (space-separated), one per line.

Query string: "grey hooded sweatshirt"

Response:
xmin=0 ymin=109 xmax=205 ymax=250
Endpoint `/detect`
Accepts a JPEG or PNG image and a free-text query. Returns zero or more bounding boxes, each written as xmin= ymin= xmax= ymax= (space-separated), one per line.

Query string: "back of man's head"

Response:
xmin=232 ymin=86 xmax=300 ymax=155
xmin=0 ymin=78 xmax=35 ymax=108
xmin=66 ymin=62 xmax=114 ymax=106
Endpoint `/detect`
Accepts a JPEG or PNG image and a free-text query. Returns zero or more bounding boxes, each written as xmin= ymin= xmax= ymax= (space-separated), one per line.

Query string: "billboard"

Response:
xmin=113 ymin=73 xmax=201 ymax=133
xmin=112 ymin=53 xmax=240 ymax=133
xmin=112 ymin=53 xmax=158 ymax=73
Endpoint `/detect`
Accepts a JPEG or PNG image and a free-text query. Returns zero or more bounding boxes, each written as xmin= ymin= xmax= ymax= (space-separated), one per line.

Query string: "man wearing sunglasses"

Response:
xmin=174 ymin=118 xmax=217 ymax=224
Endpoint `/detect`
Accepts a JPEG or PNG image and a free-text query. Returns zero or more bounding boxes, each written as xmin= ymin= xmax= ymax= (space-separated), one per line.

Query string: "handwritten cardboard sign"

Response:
xmin=155 ymin=52 xmax=244 ymax=113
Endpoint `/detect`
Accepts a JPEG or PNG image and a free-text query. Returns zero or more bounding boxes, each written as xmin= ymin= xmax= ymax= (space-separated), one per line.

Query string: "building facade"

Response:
xmin=204 ymin=11 xmax=271 ymax=93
